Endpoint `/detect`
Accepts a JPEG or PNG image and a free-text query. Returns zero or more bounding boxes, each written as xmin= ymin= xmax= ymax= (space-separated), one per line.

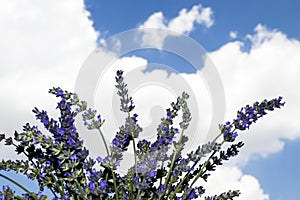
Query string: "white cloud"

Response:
xmin=202 ymin=165 xmax=269 ymax=200
xmin=1 ymin=1 xmax=299 ymax=198
xmin=80 ymin=55 xmax=149 ymax=160
xmin=168 ymin=5 xmax=214 ymax=33
xmin=139 ymin=4 xmax=213 ymax=48
xmin=140 ymin=4 xmax=213 ymax=32
xmin=229 ymin=31 xmax=238 ymax=39
xmin=246 ymin=24 xmax=278 ymax=48
xmin=140 ymin=12 xmax=167 ymax=30
xmin=209 ymin=24 xmax=300 ymax=164
xmin=78 ymin=23 xmax=297 ymax=197
xmin=137 ymin=24 xmax=300 ymax=198
xmin=0 ymin=0 xmax=98 ymax=159
xmin=76 ymin=53 xmax=214 ymax=174
xmin=83 ymin=23 xmax=300 ymax=200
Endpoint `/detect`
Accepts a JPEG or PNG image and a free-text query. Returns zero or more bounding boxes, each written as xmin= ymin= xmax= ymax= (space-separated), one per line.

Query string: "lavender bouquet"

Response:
xmin=0 ymin=70 xmax=284 ymax=199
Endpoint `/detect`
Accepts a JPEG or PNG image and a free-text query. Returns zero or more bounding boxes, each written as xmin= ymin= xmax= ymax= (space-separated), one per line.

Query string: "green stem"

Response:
xmin=111 ymin=168 xmax=119 ymax=200
xmin=98 ymin=133 xmax=118 ymax=200
xmin=135 ymin=177 xmax=143 ymax=200
xmin=0 ymin=173 xmax=33 ymax=196
xmin=131 ymin=130 xmax=138 ymax=179
xmin=75 ymin=180 xmax=85 ymax=199
xmin=126 ymin=112 xmax=139 ymax=200
xmin=58 ymin=180 xmax=65 ymax=199
xmin=98 ymin=129 xmax=110 ymax=156
xmin=171 ymin=126 xmax=232 ymax=199
xmin=182 ymin=140 xmax=226 ymax=199
xmin=97 ymin=128 xmax=119 ymax=199
xmin=161 ymin=129 xmax=186 ymax=199
xmin=136 ymin=190 xmax=142 ymax=200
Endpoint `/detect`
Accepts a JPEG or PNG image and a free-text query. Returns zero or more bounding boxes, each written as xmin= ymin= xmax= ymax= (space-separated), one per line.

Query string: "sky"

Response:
xmin=0 ymin=0 xmax=300 ymax=199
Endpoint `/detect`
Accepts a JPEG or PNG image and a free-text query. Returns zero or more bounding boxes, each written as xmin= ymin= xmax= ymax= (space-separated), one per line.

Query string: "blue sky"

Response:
xmin=85 ymin=0 xmax=300 ymax=51
xmin=84 ymin=2 xmax=300 ymax=198
xmin=0 ymin=1 xmax=300 ymax=199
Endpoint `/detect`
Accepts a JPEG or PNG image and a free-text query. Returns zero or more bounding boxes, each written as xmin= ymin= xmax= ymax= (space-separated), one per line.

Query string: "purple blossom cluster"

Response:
xmin=221 ymin=96 xmax=285 ymax=142
xmin=0 ymin=70 xmax=285 ymax=200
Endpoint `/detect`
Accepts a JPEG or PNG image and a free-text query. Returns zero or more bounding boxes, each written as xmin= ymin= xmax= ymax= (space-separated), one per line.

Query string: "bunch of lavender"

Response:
xmin=0 ymin=70 xmax=284 ymax=199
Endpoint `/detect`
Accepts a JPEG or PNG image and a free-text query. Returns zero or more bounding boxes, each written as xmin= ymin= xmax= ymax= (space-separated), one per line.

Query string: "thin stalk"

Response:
xmin=131 ymin=129 xmax=138 ymax=178
xmin=171 ymin=126 xmax=231 ymax=198
xmin=0 ymin=173 xmax=34 ymax=198
xmin=136 ymin=190 xmax=142 ymax=200
xmin=126 ymin=112 xmax=139 ymax=200
xmin=97 ymin=128 xmax=118 ymax=199
xmin=135 ymin=177 xmax=143 ymax=200
xmin=161 ymin=129 xmax=186 ymax=198
xmin=129 ymin=183 xmax=134 ymax=200
xmin=181 ymin=150 xmax=217 ymax=199
xmin=58 ymin=180 xmax=65 ymax=199
xmin=47 ymin=187 xmax=58 ymax=199
xmin=111 ymin=168 xmax=119 ymax=200
xmin=49 ymin=173 xmax=61 ymax=198
xmin=98 ymin=129 xmax=110 ymax=156
xmin=75 ymin=180 xmax=85 ymax=199
xmin=182 ymin=139 xmax=226 ymax=199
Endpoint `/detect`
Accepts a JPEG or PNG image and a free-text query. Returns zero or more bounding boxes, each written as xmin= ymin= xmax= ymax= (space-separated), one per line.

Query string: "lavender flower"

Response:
xmin=0 ymin=70 xmax=285 ymax=200
xmin=233 ymin=97 xmax=285 ymax=131
xmin=205 ymin=190 xmax=240 ymax=200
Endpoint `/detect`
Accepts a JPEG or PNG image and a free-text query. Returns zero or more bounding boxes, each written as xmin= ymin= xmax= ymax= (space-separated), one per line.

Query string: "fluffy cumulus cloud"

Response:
xmin=168 ymin=4 xmax=214 ymax=33
xmin=74 ymin=52 xmax=214 ymax=174
xmin=140 ymin=4 xmax=213 ymax=32
xmin=77 ymin=55 xmax=149 ymax=160
xmin=130 ymin=20 xmax=300 ymax=198
xmin=209 ymin=24 xmax=300 ymax=164
xmin=197 ymin=24 xmax=300 ymax=199
xmin=1 ymin=2 xmax=300 ymax=199
xmin=0 ymin=0 xmax=98 ymax=159
xmin=201 ymin=165 xmax=269 ymax=200
xmin=139 ymin=4 xmax=214 ymax=48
